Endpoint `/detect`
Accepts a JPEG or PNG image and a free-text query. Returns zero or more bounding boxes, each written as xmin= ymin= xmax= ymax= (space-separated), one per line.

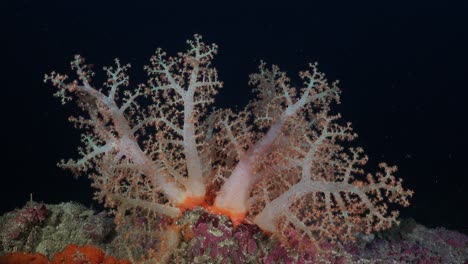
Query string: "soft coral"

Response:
xmin=45 ymin=35 xmax=412 ymax=253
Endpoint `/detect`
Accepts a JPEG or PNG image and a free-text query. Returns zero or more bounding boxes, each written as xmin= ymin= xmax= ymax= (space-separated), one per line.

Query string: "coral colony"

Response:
xmin=42 ymin=35 xmax=413 ymax=262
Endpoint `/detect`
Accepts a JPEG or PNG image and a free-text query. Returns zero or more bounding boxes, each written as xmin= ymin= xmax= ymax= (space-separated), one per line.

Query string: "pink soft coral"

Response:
xmin=45 ymin=35 xmax=413 ymax=254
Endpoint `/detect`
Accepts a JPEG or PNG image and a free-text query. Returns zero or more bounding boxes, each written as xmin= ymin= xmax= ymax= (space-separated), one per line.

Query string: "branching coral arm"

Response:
xmin=108 ymin=194 xmax=181 ymax=218
xmin=254 ymin=172 xmax=412 ymax=236
xmin=253 ymin=114 xmax=352 ymax=231
xmin=145 ymin=35 xmax=222 ymax=201
xmin=214 ymin=63 xmax=339 ymax=219
xmin=44 ymin=56 xmax=186 ymax=214
xmin=253 ymin=117 xmax=413 ymax=243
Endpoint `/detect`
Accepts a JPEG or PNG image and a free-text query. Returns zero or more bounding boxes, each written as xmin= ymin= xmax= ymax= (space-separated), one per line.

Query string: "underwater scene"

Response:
xmin=2 ymin=1 xmax=467 ymax=263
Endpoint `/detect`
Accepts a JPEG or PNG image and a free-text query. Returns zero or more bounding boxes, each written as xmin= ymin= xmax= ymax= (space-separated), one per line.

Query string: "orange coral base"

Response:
xmin=207 ymin=205 xmax=246 ymax=227
xmin=176 ymin=195 xmax=208 ymax=211
xmin=177 ymin=195 xmax=247 ymax=227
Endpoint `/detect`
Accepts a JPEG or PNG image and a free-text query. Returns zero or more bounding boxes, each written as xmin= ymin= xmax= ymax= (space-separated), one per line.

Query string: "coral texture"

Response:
xmin=2 ymin=203 xmax=467 ymax=263
xmin=0 ymin=201 xmax=50 ymax=253
xmin=0 ymin=244 xmax=130 ymax=264
xmin=0 ymin=202 xmax=115 ymax=258
xmin=44 ymin=35 xmax=413 ymax=259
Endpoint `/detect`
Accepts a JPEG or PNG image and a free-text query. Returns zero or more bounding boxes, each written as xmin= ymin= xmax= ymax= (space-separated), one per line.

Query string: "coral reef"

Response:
xmin=2 ymin=202 xmax=467 ymax=263
xmin=0 ymin=244 xmax=130 ymax=264
xmin=0 ymin=201 xmax=114 ymax=258
xmin=0 ymin=201 xmax=50 ymax=253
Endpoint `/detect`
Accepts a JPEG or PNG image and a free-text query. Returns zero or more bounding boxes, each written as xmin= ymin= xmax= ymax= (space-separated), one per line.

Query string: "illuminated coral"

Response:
xmin=44 ymin=35 xmax=413 ymax=259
